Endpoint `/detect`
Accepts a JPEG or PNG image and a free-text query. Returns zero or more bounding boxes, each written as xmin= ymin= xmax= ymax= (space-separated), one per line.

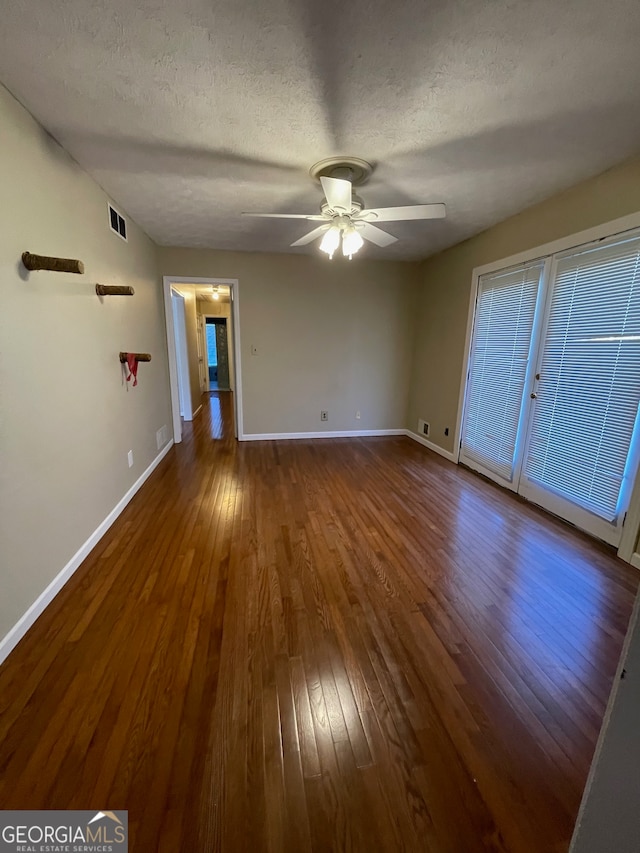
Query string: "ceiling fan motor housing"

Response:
xmin=310 ymin=157 xmax=374 ymax=187
xmin=320 ymin=196 xmax=364 ymax=218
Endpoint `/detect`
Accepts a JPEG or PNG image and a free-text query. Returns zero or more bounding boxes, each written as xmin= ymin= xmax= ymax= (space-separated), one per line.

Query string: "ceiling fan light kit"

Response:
xmin=319 ymin=225 xmax=341 ymax=259
xmin=243 ymin=158 xmax=446 ymax=260
xmin=318 ymin=216 xmax=366 ymax=260
xmin=342 ymin=224 xmax=364 ymax=259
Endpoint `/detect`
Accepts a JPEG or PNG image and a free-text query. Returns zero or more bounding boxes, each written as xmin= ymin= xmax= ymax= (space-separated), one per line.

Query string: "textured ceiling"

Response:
xmin=2 ymin=0 xmax=640 ymax=260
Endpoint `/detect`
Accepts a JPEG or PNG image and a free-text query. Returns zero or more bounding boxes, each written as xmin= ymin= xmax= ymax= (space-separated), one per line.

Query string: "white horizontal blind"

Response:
xmin=461 ymin=262 xmax=542 ymax=481
xmin=525 ymin=235 xmax=640 ymax=522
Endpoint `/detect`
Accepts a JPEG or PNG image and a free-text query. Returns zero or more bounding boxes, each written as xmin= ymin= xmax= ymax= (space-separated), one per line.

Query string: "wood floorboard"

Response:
xmin=0 ymin=390 xmax=638 ymax=852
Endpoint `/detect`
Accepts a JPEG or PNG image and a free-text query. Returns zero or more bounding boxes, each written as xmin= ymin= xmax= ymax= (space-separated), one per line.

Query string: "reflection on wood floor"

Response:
xmin=0 ymin=390 xmax=637 ymax=852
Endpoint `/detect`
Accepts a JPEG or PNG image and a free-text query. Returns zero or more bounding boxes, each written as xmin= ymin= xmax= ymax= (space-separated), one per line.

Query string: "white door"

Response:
xmin=518 ymin=235 xmax=640 ymax=546
xmin=461 ymin=231 xmax=640 ymax=546
xmin=171 ymin=291 xmax=193 ymax=421
xmin=196 ymin=314 xmax=208 ymax=393
xmin=459 ymin=260 xmax=546 ymax=489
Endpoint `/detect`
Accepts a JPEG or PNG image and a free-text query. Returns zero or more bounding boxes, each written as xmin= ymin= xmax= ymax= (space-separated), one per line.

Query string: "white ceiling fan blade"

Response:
xmin=358 ymin=203 xmax=446 ymax=222
xmin=290 ymin=224 xmax=331 ymax=247
xmin=357 ymin=223 xmax=398 ymax=247
xmin=320 ymin=176 xmax=352 ymax=212
xmin=242 ymin=212 xmax=326 ymax=220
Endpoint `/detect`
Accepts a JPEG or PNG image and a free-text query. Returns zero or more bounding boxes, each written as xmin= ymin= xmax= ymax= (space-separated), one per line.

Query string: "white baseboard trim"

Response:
xmin=240 ymin=428 xmax=406 ymax=441
xmin=192 ymin=404 xmax=203 ymax=419
xmin=0 ymin=439 xmax=174 ymax=667
xmin=405 ymin=430 xmax=458 ymax=463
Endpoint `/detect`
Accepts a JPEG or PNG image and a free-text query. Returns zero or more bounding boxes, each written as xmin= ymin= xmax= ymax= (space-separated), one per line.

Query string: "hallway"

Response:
xmin=0 ymin=391 xmax=637 ymax=852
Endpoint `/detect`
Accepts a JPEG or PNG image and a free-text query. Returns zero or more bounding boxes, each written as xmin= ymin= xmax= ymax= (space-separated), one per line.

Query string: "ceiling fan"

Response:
xmin=243 ymin=158 xmax=446 ymax=259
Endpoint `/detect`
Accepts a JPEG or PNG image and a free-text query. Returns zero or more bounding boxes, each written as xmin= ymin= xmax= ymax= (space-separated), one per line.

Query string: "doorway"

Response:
xmin=459 ymin=230 xmax=640 ymax=546
xmin=163 ymin=276 xmax=243 ymax=443
xmin=204 ymin=318 xmax=230 ymax=391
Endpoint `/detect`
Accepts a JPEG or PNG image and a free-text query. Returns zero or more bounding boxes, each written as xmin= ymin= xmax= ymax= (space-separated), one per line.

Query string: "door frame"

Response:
xmin=163 ymin=276 xmax=243 ymax=442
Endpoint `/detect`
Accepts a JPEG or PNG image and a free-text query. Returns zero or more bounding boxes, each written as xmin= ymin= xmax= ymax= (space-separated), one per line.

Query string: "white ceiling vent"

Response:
xmin=108 ymin=203 xmax=127 ymax=241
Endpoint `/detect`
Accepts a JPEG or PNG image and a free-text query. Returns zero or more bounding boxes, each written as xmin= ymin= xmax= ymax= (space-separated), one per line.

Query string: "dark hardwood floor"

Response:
xmin=0 ymin=392 xmax=637 ymax=852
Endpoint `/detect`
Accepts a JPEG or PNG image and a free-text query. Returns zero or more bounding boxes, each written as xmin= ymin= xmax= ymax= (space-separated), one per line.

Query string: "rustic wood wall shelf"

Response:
xmin=22 ymin=252 xmax=84 ymax=274
xmin=96 ymin=284 xmax=135 ymax=296
xmin=119 ymin=352 xmax=151 ymax=363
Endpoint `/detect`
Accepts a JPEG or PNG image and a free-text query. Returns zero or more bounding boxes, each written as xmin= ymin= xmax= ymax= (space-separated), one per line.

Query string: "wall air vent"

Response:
xmin=108 ymin=203 xmax=127 ymax=241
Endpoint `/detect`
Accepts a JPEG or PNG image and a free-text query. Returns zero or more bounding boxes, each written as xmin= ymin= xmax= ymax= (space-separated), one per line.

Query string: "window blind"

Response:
xmin=461 ymin=262 xmax=542 ymax=481
xmin=525 ymin=235 xmax=640 ymax=522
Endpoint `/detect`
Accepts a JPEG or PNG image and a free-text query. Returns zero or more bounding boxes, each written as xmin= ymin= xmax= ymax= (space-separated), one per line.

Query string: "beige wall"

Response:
xmin=408 ymin=155 xmax=640 ymax=452
xmin=172 ymin=286 xmax=201 ymax=410
xmin=0 ymin=84 xmax=172 ymax=644
xmin=160 ymin=248 xmax=420 ymax=435
xmin=196 ymin=299 xmax=230 ymax=316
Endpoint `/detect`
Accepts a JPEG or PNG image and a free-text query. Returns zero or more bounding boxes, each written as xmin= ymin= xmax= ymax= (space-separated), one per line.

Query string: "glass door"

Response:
xmin=518 ymin=234 xmax=640 ymax=546
xmin=459 ymin=260 xmax=545 ymax=489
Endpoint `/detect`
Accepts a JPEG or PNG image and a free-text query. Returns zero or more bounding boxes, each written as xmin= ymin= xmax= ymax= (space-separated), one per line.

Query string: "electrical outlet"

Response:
xmin=156 ymin=426 xmax=166 ymax=449
xmin=444 ymin=427 xmax=449 ymax=436
xmin=418 ymin=419 xmax=430 ymax=437
xmin=127 ymin=450 xmax=134 ymax=468
xmin=250 ymin=344 xmax=258 ymax=356
xmin=356 ymin=410 xmax=361 ymax=420
xmin=320 ymin=410 xmax=328 ymax=422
